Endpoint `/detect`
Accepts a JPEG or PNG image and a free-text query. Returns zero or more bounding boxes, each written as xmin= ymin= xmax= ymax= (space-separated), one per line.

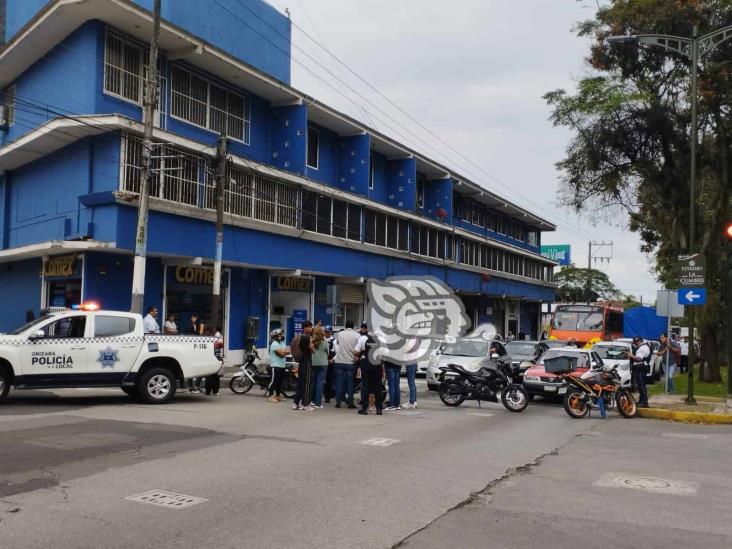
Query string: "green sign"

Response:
xmin=541 ymin=245 xmax=571 ymax=266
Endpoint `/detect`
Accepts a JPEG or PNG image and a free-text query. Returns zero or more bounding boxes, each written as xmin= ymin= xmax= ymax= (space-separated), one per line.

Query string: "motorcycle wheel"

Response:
xmin=616 ymin=389 xmax=637 ymax=418
xmin=229 ymin=375 xmax=254 ymax=395
xmin=281 ymin=374 xmax=297 ymax=399
xmin=438 ymin=379 xmax=466 ymax=407
xmin=562 ymin=390 xmax=589 ymax=419
xmin=501 ymin=384 xmax=529 ymax=413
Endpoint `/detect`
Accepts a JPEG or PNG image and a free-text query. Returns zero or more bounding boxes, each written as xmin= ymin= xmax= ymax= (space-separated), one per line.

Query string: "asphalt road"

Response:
xmin=0 ymin=380 xmax=730 ymax=549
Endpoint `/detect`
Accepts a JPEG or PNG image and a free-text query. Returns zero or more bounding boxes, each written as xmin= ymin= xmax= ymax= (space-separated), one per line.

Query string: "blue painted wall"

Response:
xmin=368 ymin=150 xmax=389 ymax=203
xmin=386 ymin=157 xmax=417 ymax=212
xmin=336 ymin=134 xmax=370 ymax=194
xmin=84 ymin=252 xmax=134 ymax=311
xmin=270 ymin=105 xmax=307 ymax=174
xmin=0 ymin=259 xmax=42 ymax=332
xmin=424 ymin=177 xmax=453 ymax=223
xmin=3 ymin=0 xmax=47 ymax=43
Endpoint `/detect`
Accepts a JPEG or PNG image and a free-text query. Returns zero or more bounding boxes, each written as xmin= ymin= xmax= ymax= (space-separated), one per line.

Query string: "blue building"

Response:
xmin=0 ymin=0 xmax=556 ymax=362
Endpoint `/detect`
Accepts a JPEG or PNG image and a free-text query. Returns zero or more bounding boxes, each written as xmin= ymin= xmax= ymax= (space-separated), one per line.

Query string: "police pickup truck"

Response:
xmin=0 ymin=308 xmax=222 ymax=404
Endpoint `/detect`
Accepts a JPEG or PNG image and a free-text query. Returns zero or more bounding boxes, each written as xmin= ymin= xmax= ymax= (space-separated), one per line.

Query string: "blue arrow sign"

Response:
xmin=678 ymin=287 xmax=706 ymax=306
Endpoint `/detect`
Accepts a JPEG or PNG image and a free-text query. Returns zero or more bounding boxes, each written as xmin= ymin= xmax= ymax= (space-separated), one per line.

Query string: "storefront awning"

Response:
xmin=0 ymin=240 xmax=117 ymax=263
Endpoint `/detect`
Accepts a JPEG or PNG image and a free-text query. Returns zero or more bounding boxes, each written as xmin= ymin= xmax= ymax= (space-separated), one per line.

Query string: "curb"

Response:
xmin=637 ymin=407 xmax=732 ymax=425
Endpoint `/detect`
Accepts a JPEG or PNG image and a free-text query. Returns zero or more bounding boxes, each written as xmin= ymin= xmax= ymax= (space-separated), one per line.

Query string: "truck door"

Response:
xmin=21 ymin=314 xmax=89 ymax=387
xmin=85 ymin=314 xmax=142 ymax=383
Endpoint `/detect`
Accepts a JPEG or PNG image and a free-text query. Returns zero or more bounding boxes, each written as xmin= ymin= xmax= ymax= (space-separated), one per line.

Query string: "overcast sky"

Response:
xmin=265 ymin=0 xmax=660 ymax=303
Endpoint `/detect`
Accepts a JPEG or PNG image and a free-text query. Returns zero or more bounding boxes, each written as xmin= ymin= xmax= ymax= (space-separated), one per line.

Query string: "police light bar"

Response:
xmin=78 ymin=302 xmax=100 ymax=311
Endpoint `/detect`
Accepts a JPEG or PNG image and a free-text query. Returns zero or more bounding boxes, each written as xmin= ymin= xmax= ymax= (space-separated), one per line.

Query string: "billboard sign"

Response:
xmin=540 ymin=245 xmax=571 ymax=266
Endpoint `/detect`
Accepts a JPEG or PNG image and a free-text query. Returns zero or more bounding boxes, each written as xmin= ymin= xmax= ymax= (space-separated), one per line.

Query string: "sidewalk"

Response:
xmin=639 ymin=393 xmax=732 ymax=424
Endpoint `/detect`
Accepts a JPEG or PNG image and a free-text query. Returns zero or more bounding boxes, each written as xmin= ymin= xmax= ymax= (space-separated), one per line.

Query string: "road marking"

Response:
xmin=662 ymin=433 xmax=709 ymax=440
xmin=125 ymin=490 xmax=207 ymax=509
xmin=467 ymin=412 xmax=494 ymax=417
xmin=595 ymin=474 xmax=698 ymax=496
xmin=360 ymin=437 xmax=401 ymax=447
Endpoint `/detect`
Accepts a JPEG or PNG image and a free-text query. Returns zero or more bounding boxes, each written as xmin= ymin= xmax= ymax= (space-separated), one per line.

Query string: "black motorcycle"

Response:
xmin=229 ymin=350 xmax=297 ymax=398
xmin=437 ymin=362 xmax=529 ymax=412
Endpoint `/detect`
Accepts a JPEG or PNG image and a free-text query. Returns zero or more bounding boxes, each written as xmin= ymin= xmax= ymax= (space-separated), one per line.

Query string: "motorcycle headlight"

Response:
xmin=519 ymin=360 xmax=533 ymax=370
xmin=524 ymin=375 xmax=540 ymax=382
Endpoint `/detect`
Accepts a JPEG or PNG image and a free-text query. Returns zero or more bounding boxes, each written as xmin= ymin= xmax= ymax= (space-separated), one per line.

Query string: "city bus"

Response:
xmin=549 ymin=303 xmax=624 ymax=345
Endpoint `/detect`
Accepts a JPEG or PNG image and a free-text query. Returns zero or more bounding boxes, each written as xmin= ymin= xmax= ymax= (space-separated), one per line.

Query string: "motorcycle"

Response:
xmin=437 ymin=361 xmax=529 ymax=412
xmin=557 ymin=363 xmax=636 ymax=419
xmin=229 ymin=349 xmax=297 ymax=398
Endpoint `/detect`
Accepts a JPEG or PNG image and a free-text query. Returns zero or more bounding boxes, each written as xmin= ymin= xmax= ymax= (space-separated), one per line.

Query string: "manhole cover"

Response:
xmin=125 ymin=490 xmax=207 ymax=509
xmin=360 ymin=437 xmax=401 ymax=447
xmin=595 ymin=474 xmax=698 ymax=496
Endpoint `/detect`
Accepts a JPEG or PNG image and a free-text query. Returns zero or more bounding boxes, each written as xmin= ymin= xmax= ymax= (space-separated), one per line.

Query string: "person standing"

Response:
xmin=143 ymin=306 xmax=160 ymax=333
xmin=323 ymin=326 xmax=336 ymax=403
xmin=268 ymin=328 xmax=288 ymax=403
xmin=333 ymin=320 xmax=359 ymax=409
xmin=292 ymin=321 xmax=314 ymax=410
xmin=626 ymin=336 xmax=651 ymax=408
xmin=355 ymin=324 xmax=383 ymax=416
xmin=403 ymin=363 xmax=418 ymax=409
xmin=310 ymin=326 xmax=329 ymax=409
xmin=163 ymin=313 xmax=178 ymax=334
xmin=657 ymin=333 xmax=679 ymax=393
xmin=187 ymin=313 xmax=203 ymax=393
xmin=384 ymin=360 xmax=402 ymax=411
xmin=679 ymin=336 xmax=689 ymax=374
xmin=204 ymin=327 xmax=224 ymax=396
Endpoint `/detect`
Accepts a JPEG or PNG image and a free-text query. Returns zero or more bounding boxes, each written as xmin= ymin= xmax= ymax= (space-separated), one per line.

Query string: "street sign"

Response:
xmin=677 ymin=254 xmax=705 ymax=287
xmin=656 ymin=290 xmax=685 ymax=318
xmin=541 ymin=245 xmax=571 ymax=266
xmin=678 ymin=287 xmax=707 ymax=306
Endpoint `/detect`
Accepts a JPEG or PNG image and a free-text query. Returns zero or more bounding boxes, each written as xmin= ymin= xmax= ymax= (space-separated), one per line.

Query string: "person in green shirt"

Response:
xmin=310 ymin=326 xmax=329 ymax=409
xmin=268 ymin=328 xmax=289 ymax=403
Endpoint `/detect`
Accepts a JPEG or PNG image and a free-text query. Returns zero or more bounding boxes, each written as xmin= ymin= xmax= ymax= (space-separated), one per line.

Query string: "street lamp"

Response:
xmin=608 ymin=24 xmax=732 ymax=404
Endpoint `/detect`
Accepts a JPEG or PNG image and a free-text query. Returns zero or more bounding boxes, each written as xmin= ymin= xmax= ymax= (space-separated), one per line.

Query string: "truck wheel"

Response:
xmin=138 ymin=367 xmax=177 ymax=404
xmin=0 ymin=366 xmax=11 ymax=402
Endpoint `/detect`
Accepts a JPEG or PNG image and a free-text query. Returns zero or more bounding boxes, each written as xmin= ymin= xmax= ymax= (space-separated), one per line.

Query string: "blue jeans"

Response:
xmin=334 ymin=363 xmax=355 ymax=405
xmin=405 ymin=364 xmax=417 ymax=404
xmin=312 ymin=366 xmax=327 ymax=406
xmin=666 ymin=362 xmax=677 ymax=392
xmin=385 ymin=366 xmax=401 ymax=407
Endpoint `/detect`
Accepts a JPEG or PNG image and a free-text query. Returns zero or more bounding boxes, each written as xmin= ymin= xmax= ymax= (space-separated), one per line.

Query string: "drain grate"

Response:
xmin=360 ymin=437 xmax=401 ymax=447
xmin=126 ymin=490 xmax=208 ymax=509
xmin=595 ymin=474 xmax=698 ymax=496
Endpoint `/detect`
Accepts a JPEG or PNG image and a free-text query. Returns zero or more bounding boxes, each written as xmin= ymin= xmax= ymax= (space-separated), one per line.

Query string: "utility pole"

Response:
xmin=210 ymin=135 xmax=228 ymax=335
xmin=686 ymin=26 xmax=699 ymax=404
xmin=585 ymin=241 xmax=613 ymax=303
xmin=130 ymin=0 xmax=162 ymax=314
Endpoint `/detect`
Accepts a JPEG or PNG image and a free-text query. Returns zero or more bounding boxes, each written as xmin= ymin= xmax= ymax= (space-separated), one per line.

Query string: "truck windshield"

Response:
xmin=9 ymin=315 xmax=55 ymax=335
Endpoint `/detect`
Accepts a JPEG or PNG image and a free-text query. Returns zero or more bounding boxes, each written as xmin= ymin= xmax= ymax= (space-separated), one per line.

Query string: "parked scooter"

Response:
xmin=229 ymin=349 xmax=297 ymax=398
xmin=437 ymin=361 xmax=529 ymax=412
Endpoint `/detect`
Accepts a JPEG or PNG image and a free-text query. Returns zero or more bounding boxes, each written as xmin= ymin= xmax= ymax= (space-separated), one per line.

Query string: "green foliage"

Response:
xmin=554 ymin=265 xmax=620 ymax=302
xmin=545 ymin=0 xmax=732 ymax=382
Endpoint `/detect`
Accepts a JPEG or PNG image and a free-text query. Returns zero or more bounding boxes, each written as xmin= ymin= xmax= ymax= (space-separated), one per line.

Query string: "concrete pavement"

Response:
xmin=0 ymin=381 xmax=729 ymax=549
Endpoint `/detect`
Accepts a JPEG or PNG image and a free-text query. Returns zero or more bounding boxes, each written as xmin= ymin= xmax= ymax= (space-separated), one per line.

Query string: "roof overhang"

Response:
xmin=0 ymin=240 xmax=117 ymax=263
xmin=0 ymin=0 xmax=555 ymax=231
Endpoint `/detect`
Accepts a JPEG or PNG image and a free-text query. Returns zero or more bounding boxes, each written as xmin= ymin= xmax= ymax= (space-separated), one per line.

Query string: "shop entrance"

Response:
xmin=43 ymin=255 xmax=83 ymax=309
xmin=47 ymin=279 xmax=81 ymax=309
xmin=165 ymin=266 xmax=227 ymax=335
xmin=269 ymin=275 xmax=313 ymax=343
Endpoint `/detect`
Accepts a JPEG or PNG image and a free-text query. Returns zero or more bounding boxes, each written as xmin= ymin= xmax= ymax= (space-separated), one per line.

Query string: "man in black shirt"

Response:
xmin=292 ymin=321 xmax=314 ymax=410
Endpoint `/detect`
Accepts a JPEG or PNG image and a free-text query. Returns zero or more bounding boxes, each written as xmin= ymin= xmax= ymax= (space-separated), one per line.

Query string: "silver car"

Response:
xmin=426 ymin=337 xmax=508 ymax=391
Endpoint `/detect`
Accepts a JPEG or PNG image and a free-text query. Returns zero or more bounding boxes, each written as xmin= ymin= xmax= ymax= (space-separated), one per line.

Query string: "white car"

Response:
xmin=0 ymin=308 xmax=222 ymax=404
xmin=426 ymin=338 xmax=508 ymax=391
xmin=590 ymin=341 xmax=632 ymax=388
xmin=417 ymin=343 xmax=445 ymax=375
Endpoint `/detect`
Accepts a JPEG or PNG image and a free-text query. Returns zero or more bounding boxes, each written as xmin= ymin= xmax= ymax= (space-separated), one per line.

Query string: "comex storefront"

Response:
xmin=41 ymin=254 xmax=83 ymax=309
xmin=163 ymin=264 xmax=229 ymax=336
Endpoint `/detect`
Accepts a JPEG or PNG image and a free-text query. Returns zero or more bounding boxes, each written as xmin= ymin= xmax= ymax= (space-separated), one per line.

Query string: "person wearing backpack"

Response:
xmin=355 ymin=323 xmax=383 ymax=416
xmin=292 ymin=321 xmax=314 ymax=410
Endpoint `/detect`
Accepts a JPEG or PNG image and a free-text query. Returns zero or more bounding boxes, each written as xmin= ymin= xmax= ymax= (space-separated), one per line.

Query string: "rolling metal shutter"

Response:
xmin=338 ymin=284 xmax=364 ymax=304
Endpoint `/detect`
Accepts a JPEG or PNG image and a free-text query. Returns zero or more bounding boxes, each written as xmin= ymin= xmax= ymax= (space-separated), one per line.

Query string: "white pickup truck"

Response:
xmin=0 ymin=309 xmax=222 ymax=404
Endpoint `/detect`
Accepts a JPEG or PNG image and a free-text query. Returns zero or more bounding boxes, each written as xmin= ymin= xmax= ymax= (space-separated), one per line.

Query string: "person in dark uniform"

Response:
xmin=187 ymin=313 xmax=203 ymax=393
xmin=626 ymin=336 xmax=651 ymax=408
xmin=355 ymin=323 xmax=383 ymax=416
xmin=292 ymin=321 xmax=315 ymax=410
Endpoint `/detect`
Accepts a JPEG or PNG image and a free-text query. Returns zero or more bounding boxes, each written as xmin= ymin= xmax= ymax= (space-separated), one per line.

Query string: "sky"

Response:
xmin=264 ymin=0 xmax=661 ymax=303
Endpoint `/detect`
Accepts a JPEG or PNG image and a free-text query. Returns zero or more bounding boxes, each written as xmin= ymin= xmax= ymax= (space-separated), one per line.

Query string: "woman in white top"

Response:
xmin=163 ymin=314 xmax=178 ymax=334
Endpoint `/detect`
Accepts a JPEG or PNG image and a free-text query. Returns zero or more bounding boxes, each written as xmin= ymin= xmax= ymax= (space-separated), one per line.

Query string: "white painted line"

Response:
xmin=662 ymin=433 xmax=709 ymax=440
xmin=595 ymin=474 xmax=698 ymax=496
xmin=467 ymin=412 xmax=494 ymax=417
xmin=360 ymin=437 xmax=401 ymax=447
xmin=126 ymin=490 xmax=208 ymax=509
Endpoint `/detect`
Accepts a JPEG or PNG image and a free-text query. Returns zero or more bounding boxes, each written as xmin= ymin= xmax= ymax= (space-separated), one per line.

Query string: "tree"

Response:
xmin=544 ymin=0 xmax=732 ymax=382
xmin=554 ymin=265 xmax=621 ymax=303
xmin=621 ymin=294 xmax=642 ymax=310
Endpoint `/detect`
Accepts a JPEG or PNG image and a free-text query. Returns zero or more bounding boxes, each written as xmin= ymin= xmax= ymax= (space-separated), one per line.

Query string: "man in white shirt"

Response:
xmin=332 ymin=320 xmax=361 ymax=409
xmin=679 ymin=336 xmax=689 ymax=373
xmin=626 ymin=336 xmax=651 ymax=407
xmin=143 ymin=306 xmax=160 ymax=334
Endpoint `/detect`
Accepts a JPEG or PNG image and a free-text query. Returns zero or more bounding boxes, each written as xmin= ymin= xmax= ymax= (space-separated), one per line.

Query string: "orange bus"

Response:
xmin=549 ymin=303 xmax=624 ymax=345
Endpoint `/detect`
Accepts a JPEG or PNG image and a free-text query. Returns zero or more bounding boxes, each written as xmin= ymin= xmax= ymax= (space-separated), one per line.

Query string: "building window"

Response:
xmin=307 ymin=126 xmax=319 ymax=169
xmin=332 ymin=199 xmax=347 ymax=238
xmin=104 ymin=29 xmax=145 ymax=104
xmin=472 ymin=203 xmax=485 ymax=227
xmin=416 ymin=174 xmax=425 ymax=209
xmin=347 ymin=204 xmax=362 ymax=241
xmin=316 ymin=195 xmax=332 ymax=235
xmin=1 ymin=85 xmax=15 ymax=126
xmin=527 ymin=230 xmax=539 ymax=247
xmin=369 ymin=153 xmax=375 ymax=190
xmin=364 ymin=209 xmax=376 ymax=244
xmin=453 ymin=193 xmax=470 ymax=220
xmin=170 ymin=65 xmax=250 ymax=142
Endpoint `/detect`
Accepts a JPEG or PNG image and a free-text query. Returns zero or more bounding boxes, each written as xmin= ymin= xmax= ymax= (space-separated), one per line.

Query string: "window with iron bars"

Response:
xmin=170 ymin=65 xmax=250 ymax=143
xmin=104 ymin=29 xmax=145 ymax=104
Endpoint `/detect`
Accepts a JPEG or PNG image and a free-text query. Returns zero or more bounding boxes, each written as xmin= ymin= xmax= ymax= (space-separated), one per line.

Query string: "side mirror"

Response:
xmin=28 ymin=330 xmax=45 ymax=341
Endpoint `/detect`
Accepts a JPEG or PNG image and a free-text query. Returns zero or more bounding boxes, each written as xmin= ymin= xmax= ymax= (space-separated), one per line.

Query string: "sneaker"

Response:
xmin=376 ymin=409 xmax=383 ymax=415
xmin=268 ymin=396 xmax=279 ymax=403
xmin=358 ymin=410 xmax=368 ymax=415
xmin=347 ymin=403 xmax=357 ymax=409
xmin=368 ymin=406 xmax=375 ymax=413
xmin=384 ymin=406 xmax=396 ymax=411
xmin=394 ymin=405 xmax=403 ymax=410
xmin=292 ymin=403 xmax=301 ymax=410
xmin=305 ymin=404 xmax=318 ymax=411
